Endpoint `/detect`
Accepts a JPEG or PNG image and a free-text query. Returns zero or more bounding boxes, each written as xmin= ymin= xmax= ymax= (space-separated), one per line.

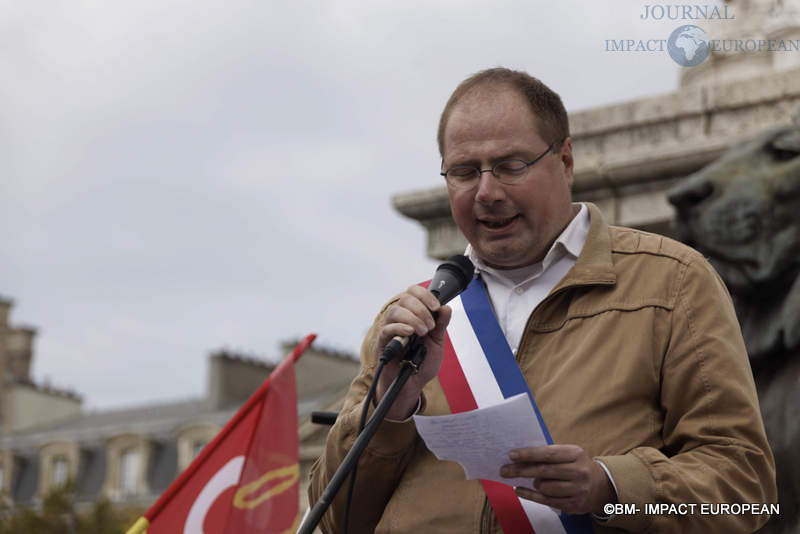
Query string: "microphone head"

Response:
xmin=430 ymin=255 xmax=475 ymax=304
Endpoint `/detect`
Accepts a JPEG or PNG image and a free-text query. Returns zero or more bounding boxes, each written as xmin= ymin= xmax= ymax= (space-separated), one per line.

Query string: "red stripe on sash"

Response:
xmin=439 ymin=335 xmax=477 ymax=412
xmin=482 ymin=481 xmax=536 ymax=534
xmin=440 ymin=332 xmax=536 ymax=534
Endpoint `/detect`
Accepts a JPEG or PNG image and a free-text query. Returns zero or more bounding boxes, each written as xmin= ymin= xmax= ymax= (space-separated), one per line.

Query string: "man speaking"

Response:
xmin=308 ymin=68 xmax=776 ymax=533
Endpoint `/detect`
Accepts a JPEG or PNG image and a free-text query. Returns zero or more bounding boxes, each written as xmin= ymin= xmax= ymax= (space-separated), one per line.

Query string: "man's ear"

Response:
xmin=559 ymin=137 xmax=574 ymax=189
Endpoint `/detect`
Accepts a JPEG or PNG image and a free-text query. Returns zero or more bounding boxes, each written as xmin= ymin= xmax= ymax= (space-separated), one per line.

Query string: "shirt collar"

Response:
xmin=557 ymin=202 xmax=590 ymax=259
xmin=466 ymin=203 xmax=590 ymax=281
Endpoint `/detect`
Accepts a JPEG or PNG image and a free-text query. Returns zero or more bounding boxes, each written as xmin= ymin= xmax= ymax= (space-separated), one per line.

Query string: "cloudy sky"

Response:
xmin=2 ymin=1 xmax=701 ymax=409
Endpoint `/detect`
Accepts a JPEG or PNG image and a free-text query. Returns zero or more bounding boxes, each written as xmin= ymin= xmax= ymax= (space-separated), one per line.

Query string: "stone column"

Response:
xmin=682 ymin=0 xmax=778 ymax=87
xmin=765 ymin=0 xmax=800 ymax=71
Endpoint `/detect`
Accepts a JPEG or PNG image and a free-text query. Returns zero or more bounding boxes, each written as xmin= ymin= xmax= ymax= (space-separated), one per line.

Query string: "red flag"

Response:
xmin=127 ymin=334 xmax=315 ymax=534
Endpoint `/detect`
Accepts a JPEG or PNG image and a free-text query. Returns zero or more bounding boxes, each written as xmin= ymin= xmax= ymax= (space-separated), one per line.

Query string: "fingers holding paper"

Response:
xmin=500 ymin=444 xmax=616 ymax=515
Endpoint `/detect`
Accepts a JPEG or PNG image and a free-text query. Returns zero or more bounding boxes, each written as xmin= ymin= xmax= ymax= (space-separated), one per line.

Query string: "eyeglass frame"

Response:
xmin=439 ymin=142 xmax=559 ymax=189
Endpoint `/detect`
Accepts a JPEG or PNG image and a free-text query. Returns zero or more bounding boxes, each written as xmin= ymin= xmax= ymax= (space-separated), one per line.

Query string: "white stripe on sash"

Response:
xmin=447 ymin=296 xmax=504 ymax=406
xmin=522 ymin=500 xmax=570 ymax=533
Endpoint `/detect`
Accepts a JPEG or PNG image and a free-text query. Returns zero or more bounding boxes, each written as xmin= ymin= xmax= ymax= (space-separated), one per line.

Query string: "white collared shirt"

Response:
xmin=466 ymin=203 xmax=590 ymax=355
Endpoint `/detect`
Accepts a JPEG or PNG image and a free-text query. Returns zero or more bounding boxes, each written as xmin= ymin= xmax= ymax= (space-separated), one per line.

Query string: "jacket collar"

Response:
xmin=551 ymin=202 xmax=617 ymax=291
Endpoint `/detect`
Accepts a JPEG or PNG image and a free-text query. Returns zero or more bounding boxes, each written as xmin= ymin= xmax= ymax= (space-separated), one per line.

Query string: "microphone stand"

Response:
xmin=298 ymin=338 xmax=427 ymax=534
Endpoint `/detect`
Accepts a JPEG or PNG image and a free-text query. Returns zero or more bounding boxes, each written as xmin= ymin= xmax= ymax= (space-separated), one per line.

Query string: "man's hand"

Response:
xmin=375 ymin=285 xmax=452 ymax=420
xmin=500 ymin=444 xmax=616 ymax=515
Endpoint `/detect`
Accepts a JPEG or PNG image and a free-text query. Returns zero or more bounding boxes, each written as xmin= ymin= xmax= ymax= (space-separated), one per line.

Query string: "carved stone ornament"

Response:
xmin=669 ymin=115 xmax=800 ymax=533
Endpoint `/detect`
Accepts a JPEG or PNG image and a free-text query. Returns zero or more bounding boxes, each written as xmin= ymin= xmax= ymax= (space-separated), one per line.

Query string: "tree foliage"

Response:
xmin=0 ymin=483 xmax=135 ymax=534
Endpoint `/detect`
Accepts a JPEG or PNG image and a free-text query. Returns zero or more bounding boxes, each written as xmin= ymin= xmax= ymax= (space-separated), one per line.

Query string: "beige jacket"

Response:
xmin=308 ymin=204 xmax=776 ymax=533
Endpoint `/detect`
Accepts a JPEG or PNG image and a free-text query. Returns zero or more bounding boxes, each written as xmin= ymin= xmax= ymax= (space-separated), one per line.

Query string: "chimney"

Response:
xmin=5 ymin=327 xmax=37 ymax=383
xmin=0 ymin=297 xmax=12 ymax=329
xmin=206 ymin=350 xmax=274 ymax=410
xmin=280 ymin=339 xmax=360 ymax=400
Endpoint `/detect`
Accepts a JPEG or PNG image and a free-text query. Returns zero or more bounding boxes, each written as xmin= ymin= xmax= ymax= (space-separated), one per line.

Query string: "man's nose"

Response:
xmin=474 ymin=170 xmax=505 ymax=204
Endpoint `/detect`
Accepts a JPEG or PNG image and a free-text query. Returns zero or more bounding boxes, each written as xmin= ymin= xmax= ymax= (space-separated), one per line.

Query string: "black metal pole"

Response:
xmin=298 ymin=342 xmax=426 ymax=534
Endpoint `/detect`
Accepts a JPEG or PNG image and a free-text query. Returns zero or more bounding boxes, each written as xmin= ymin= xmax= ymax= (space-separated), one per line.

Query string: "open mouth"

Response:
xmin=478 ymin=215 xmax=519 ymax=230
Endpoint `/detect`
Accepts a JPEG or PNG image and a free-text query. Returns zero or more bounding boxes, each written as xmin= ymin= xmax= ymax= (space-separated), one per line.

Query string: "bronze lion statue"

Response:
xmin=668 ymin=119 xmax=800 ymax=534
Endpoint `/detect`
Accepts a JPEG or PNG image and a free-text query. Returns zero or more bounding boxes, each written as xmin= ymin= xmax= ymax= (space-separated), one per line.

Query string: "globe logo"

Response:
xmin=667 ymin=25 xmax=711 ymax=67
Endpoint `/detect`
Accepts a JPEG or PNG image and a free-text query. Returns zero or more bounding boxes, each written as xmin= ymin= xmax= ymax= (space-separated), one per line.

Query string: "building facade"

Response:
xmin=0 ymin=297 xmax=359 ymax=514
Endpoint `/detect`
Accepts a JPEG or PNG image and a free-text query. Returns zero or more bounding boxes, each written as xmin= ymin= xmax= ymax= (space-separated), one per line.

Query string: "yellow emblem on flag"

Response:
xmin=233 ymin=463 xmax=299 ymax=510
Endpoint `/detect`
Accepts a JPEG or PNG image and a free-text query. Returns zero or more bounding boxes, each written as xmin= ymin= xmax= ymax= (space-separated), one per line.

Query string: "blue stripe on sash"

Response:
xmin=460 ymin=278 xmax=595 ymax=534
xmin=562 ymin=514 xmax=595 ymax=533
xmin=460 ymin=278 xmax=553 ymax=444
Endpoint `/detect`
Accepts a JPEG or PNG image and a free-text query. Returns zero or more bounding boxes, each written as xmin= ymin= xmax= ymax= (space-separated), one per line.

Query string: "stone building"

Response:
xmin=0 ymin=297 xmax=82 ymax=436
xmin=0 ymin=296 xmax=359 ymax=513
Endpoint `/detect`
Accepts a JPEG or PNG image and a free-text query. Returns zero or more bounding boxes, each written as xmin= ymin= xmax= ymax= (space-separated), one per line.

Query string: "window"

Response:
xmin=38 ymin=441 xmax=79 ymax=497
xmin=176 ymin=424 xmax=219 ymax=472
xmin=51 ymin=456 xmax=68 ymax=488
xmin=119 ymin=448 xmax=140 ymax=495
xmin=103 ymin=434 xmax=151 ymax=500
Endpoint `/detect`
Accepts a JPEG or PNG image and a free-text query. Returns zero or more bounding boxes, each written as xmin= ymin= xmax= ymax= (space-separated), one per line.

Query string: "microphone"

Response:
xmin=381 ymin=255 xmax=475 ymax=362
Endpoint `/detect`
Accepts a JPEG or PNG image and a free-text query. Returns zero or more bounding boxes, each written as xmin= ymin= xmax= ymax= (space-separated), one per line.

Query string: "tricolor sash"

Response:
xmin=434 ymin=278 xmax=594 ymax=534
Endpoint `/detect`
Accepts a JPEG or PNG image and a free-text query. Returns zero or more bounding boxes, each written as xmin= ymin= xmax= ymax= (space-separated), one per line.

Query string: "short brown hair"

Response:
xmin=437 ymin=67 xmax=569 ymax=157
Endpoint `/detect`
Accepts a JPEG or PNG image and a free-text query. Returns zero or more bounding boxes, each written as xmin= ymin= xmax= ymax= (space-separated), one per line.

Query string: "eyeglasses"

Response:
xmin=440 ymin=143 xmax=555 ymax=190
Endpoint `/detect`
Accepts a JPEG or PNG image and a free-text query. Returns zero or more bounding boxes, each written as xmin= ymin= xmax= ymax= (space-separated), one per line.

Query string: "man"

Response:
xmin=309 ymin=68 xmax=776 ymax=533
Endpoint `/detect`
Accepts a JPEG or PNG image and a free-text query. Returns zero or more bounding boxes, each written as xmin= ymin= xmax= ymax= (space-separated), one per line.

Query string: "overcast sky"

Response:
xmin=2 ymin=1 xmax=704 ymax=409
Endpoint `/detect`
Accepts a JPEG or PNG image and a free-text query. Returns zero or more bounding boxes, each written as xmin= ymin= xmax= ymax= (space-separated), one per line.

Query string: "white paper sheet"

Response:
xmin=412 ymin=393 xmax=547 ymax=487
